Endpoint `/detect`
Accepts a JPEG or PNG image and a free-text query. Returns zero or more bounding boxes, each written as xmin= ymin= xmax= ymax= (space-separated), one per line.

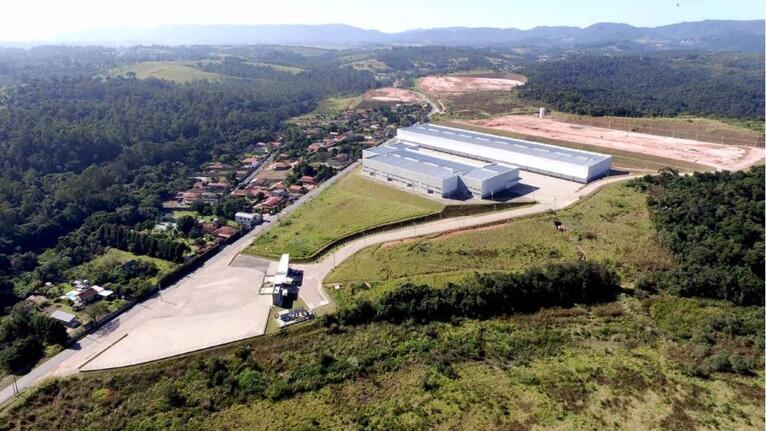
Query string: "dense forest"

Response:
xmin=631 ymin=167 xmax=764 ymax=305
xmin=519 ymin=53 xmax=765 ymax=119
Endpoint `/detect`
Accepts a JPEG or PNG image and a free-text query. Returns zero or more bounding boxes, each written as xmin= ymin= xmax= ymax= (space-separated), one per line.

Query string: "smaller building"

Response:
xmin=235 ymin=212 xmax=262 ymax=229
xmin=50 ymin=310 xmax=80 ymax=328
xmin=212 ymin=226 xmax=240 ymax=240
xmin=269 ymin=254 xmax=295 ymax=307
xmin=64 ymin=286 xmax=99 ymax=308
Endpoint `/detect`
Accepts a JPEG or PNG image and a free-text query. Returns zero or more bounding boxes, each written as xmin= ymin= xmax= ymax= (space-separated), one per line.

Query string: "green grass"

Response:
xmin=246 ymin=62 xmax=304 ymax=74
xmin=106 ymin=61 xmax=226 ymax=83
xmin=346 ymin=59 xmax=390 ymax=71
xmin=327 ymin=182 xmax=674 ymax=308
xmin=67 ymin=248 xmax=177 ymax=286
xmin=245 ymin=171 xmax=445 ymax=259
xmin=288 ymin=95 xmax=363 ymax=124
xmin=4 ymin=297 xmax=762 ymax=430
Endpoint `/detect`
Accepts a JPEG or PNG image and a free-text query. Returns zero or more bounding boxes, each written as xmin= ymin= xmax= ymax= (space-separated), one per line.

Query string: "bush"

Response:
xmin=338 ymin=261 xmax=621 ymax=325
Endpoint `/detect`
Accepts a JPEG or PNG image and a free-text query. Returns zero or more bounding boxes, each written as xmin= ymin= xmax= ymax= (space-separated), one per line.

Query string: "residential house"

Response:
xmin=299 ymin=176 xmax=317 ymax=186
xmin=235 ymin=212 xmax=262 ymax=229
xmin=212 ymin=226 xmax=240 ymax=240
xmin=50 ymin=310 xmax=80 ymax=328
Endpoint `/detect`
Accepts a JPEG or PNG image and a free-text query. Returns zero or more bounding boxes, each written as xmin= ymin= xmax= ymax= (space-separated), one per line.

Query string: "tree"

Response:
xmin=84 ymin=302 xmax=110 ymax=323
xmin=176 ymin=216 xmax=197 ymax=236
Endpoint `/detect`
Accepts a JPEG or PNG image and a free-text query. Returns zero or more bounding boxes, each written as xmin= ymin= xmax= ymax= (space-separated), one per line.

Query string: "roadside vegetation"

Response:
xmin=245 ymin=171 xmax=445 ymax=259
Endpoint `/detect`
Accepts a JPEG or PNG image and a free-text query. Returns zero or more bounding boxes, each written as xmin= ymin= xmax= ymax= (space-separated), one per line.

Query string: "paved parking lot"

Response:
xmin=50 ymin=232 xmax=275 ymax=373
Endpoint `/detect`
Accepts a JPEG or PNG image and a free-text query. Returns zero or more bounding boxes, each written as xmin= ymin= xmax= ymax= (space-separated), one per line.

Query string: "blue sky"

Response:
xmin=1 ymin=0 xmax=763 ymax=41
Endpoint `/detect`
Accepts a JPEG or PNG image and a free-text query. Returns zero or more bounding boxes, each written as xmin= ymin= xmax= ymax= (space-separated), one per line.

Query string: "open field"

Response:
xmin=457 ymin=115 xmax=765 ymax=171
xmin=327 ymin=182 xmax=673 ymax=307
xmin=362 ymin=87 xmax=426 ymax=104
xmin=245 ymin=171 xmax=445 ymax=259
xmin=246 ymin=61 xmax=304 ymax=74
xmin=288 ymin=95 xmax=362 ymax=124
xmin=346 ymin=59 xmax=390 ymax=71
xmin=549 ymin=112 xmax=765 ymax=147
xmin=106 ymin=61 xmax=226 ymax=83
xmin=418 ymin=74 xmax=525 ymax=94
xmin=439 ymin=120 xmax=710 ymax=172
xmin=3 ymin=295 xmax=762 ymax=431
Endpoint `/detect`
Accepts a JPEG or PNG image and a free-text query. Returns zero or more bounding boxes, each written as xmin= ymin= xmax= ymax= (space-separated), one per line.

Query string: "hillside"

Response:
xmin=2 ymin=168 xmax=763 ymax=431
xmin=1 ymin=296 xmax=761 ymax=430
xmin=49 ymin=20 xmax=765 ymax=52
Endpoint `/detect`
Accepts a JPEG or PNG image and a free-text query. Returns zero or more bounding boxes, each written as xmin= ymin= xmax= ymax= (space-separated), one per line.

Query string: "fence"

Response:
xmin=553 ymin=113 xmax=764 ymax=147
xmin=256 ymin=200 xmax=530 ymax=264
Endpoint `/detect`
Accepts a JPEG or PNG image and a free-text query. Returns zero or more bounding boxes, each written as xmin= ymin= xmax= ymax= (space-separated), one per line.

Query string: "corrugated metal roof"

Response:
xmin=401 ymin=124 xmax=610 ymax=167
xmin=366 ymin=144 xmax=517 ymax=181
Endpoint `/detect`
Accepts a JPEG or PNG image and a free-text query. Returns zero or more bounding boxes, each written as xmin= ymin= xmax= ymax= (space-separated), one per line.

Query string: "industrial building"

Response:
xmin=396 ymin=124 xmax=612 ymax=183
xmin=362 ymin=143 xmax=520 ymax=198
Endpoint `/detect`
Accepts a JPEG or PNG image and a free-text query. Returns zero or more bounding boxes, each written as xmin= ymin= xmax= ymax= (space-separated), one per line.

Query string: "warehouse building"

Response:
xmin=396 ymin=124 xmax=612 ymax=183
xmin=362 ymin=143 xmax=519 ymax=198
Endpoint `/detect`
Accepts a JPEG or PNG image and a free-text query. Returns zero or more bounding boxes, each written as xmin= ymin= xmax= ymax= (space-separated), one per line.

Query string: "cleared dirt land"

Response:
xmin=462 ymin=115 xmax=765 ymax=171
xmin=419 ymin=75 xmax=525 ymax=94
xmin=363 ymin=87 xmax=426 ymax=103
xmin=549 ymin=113 xmax=765 ymax=147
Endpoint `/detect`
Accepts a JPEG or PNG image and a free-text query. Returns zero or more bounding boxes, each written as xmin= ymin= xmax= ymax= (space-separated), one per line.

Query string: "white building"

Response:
xmin=235 ymin=212 xmax=262 ymax=229
xmin=362 ymin=143 xmax=520 ymax=198
xmin=396 ymin=124 xmax=612 ymax=183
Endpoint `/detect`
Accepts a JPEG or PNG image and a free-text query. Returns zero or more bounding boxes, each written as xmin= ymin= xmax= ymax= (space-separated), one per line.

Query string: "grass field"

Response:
xmin=327 ymin=182 xmax=673 ymax=308
xmin=245 ymin=171 xmax=445 ymax=259
xmin=107 ymin=61 xmax=226 ymax=83
xmin=346 ymin=59 xmax=390 ymax=71
xmin=439 ymin=120 xmax=711 ymax=172
xmin=4 ymin=295 xmax=761 ymax=431
xmin=246 ymin=62 xmax=304 ymax=74
xmin=288 ymin=95 xmax=362 ymax=124
xmin=549 ymin=112 xmax=765 ymax=147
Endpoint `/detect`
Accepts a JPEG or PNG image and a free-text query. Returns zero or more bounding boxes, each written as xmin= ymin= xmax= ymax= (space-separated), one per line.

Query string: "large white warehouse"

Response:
xmin=397 ymin=124 xmax=612 ymax=183
xmin=362 ymin=143 xmax=520 ymax=198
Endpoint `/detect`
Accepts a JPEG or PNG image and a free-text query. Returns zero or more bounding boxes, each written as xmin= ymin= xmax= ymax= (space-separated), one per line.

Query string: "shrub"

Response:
xmin=338 ymin=261 xmax=621 ymax=325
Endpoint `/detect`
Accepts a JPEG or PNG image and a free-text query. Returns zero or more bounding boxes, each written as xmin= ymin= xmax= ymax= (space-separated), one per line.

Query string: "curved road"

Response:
xmin=295 ymin=170 xmax=638 ymax=309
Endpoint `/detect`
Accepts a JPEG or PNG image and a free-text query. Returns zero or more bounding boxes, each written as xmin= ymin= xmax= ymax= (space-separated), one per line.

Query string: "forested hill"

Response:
xmin=518 ymin=53 xmax=765 ymax=119
xmin=48 ymin=20 xmax=765 ymax=52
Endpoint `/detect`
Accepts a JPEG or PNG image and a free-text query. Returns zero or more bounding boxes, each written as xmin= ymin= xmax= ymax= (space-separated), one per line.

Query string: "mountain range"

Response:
xmin=48 ymin=20 xmax=765 ymax=52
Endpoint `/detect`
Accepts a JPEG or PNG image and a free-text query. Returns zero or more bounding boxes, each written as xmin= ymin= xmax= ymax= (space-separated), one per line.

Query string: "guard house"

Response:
xmin=271 ymin=254 xmax=294 ymax=307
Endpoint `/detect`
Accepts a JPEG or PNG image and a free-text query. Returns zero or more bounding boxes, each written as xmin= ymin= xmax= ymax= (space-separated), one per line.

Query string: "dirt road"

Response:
xmin=462 ymin=115 xmax=765 ymax=171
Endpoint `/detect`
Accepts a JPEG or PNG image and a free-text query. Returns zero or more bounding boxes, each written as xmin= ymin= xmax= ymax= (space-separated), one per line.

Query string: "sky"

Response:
xmin=0 ymin=0 xmax=763 ymax=41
